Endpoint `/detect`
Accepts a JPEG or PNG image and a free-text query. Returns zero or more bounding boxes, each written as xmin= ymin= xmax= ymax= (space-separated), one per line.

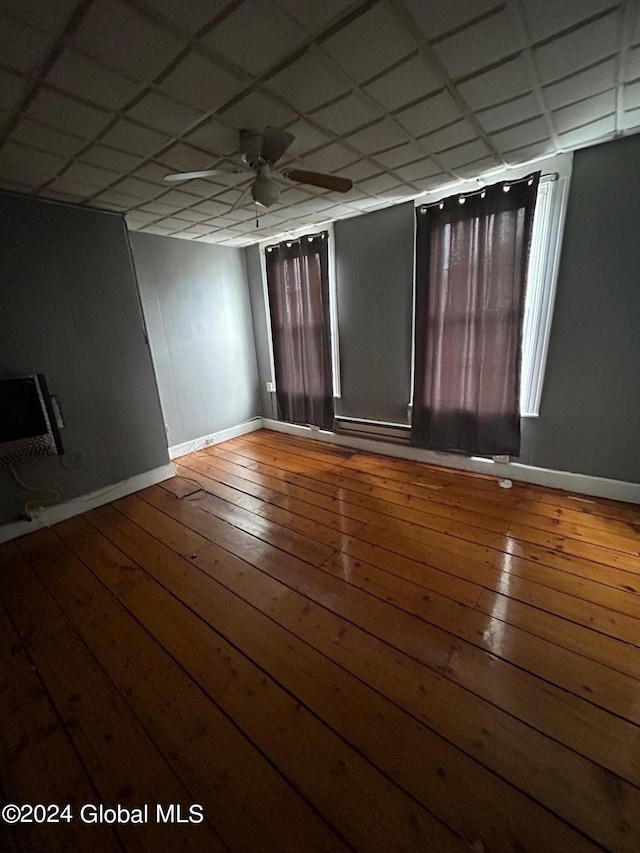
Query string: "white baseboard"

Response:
xmin=0 ymin=462 xmax=176 ymax=545
xmin=262 ymin=419 xmax=640 ymax=505
xmin=168 ymin=418 xmax=263 ymax=459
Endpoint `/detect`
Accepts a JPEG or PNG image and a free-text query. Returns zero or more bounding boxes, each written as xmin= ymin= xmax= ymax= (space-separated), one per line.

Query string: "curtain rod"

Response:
xmin=419 ymin=171 xmax=558 ymax=211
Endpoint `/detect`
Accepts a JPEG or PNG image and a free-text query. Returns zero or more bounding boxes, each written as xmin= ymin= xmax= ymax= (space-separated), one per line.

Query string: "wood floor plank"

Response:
xmin=18 ymin=528 xmax=342 ymax=853
xmin=1 ymin=541 xmax=220 ymax=853
xmin=123 ymin=487 xmax=638 ymax=852
xmin=96 ymin=498 xmax=608 ymax=853
xmin=56 ymin=513 xmax=465 ymax=853
xmin=4 ymin=429 xmax=639 ymax=853
xmin=0 ymin=593 xmax=121 ymax=853
xmin=222 ymin=438 xmax=640 ymax=599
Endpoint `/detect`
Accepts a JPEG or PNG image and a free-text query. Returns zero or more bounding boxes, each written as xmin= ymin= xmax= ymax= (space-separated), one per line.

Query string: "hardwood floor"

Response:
xmin=2 ymin=428 xmax=639 ymax=852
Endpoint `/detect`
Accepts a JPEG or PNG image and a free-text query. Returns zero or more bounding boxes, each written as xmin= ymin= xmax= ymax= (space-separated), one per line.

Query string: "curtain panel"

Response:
xmin=412 ymin=173 xmax=540 ymax=456
xmin=265 ymin=233 xmax=334 ymax=430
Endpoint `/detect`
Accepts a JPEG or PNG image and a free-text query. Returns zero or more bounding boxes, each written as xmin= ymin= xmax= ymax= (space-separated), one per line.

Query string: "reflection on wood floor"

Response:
xmin=2 ymin=428 xmax=640 ymax=852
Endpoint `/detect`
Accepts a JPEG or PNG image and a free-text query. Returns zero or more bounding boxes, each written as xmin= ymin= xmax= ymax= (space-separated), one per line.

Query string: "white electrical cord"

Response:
xmin=10 ymin=466 xmax=61 ymax=520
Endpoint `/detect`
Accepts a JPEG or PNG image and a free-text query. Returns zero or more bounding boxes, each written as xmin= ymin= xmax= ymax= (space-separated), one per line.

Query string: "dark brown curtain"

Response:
xmin=412 ymin=172 xmax=540 ymax=456
xmin=265 ymin=232 xmax=334 ymax=430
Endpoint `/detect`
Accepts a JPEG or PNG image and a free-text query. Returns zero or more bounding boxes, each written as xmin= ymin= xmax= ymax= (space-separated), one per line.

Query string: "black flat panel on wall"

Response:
xmin=334 ymin=202 xmax=414 ymax=424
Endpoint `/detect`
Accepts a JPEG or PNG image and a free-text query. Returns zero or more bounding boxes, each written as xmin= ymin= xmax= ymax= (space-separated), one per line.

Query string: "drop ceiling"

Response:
xmin=1 ymin=0 xmax=639 ymax=246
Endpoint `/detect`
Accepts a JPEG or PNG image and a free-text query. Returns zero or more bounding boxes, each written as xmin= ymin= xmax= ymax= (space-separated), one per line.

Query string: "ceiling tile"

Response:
xmin=114 ymin=177 xmax=165 ymax=201
xmin=456 ymin=155 xmax=501 ymax=178
xmin=542 ymin=58 xmax=616 ymax=111
xmin=625 ymin=80 xmax=640 ymax=110
xmin=364 ymin=55 xmax=442 ymax=110
xmin=0 ymin=68 xmax=27 ymax=111
xmin=157 ymin=142 xmax=216 ymax=171
xmin=10 ymin=119 xmax=86 ymax=157
xmin=357 ymin=172 xmax=403 ymax=195
xmin=125 ymin=210 xmax=161 ymax=226
xmin=502 ymin=139 xmax=555 ymax=164
xmin=558 ymin=114 xmax=615 ymax=148
xmin=46 ymin=48 xmax=141 ymax=110
xmin=139 ymin=200 xmax=183 ymax=214
xmin=100 ymin=119 xmax=171 ymax=156
xmin=300 ymin=142 xmax=359 ymax=172
xmin=492 ymin=116 xmax=549 ymax=152
xmin=433 ymin=11 xmax=518 ymax=80
xmin=142 ymin=0 xmax=231 ymax=33
xmin=138 ymin=224 xmax=176 ymax=235
xmin=458 ymin=56 xmax=533 ymax=110
xmin=281 ymin=119 xmax=332 ymax=157
xmin=202 ymin=0 xmax=306 ymax=76
xmin=126 ymin=92 xmax=204 ymax=136
xmin=1 ymin=0 xmax=77 ymax=32
xmin=93 ymin=188 xmax=141 ymax=209
xmin=396 ymin=90 xmax=462 ymax=136
xmin=0 ymin=141 xmax=66 ymax=184
xmin=155 ymin=217 xmax=189 ymax=230
xmin=533 ymin=14 xmax=618 ymax=84
xmin=158 ymin=50 xmax=246 ymax=112
xmin=0 ymin=17 xmax=54 ymax=75
xmin=420 ymin=119 xmax=476 ymax=153
xmin=334 ymin=159 xmax=383 ymax=181
xmin=24 ymin=89 xmax=113 ymax=138
xmin=626 ymin=47 xmax=640 ymax=82
xmin=72 ymin=0 xmax=185 ymax=81
xmin=80 ymin=145 xmax=144 ymax=172
xmin=477 ymin=94 xmax=541 ymax=132
xmin=155 ymin=188 xmax=203 ymax=208
xmin=621 ymin=108 xmax=640 ymax=131
xmin=275 ymin=0 xmax=354 ymax=34
xmin=266 ymin=48 xmax=349 ymax=111
xmin=402 ymin=0 xmax=502 ymax=40
xmin=220 ymin=91 xmax=297 ymax=131
xmin=520 ymin=0 xmax=617 ymax=43
xmin=395 ymin=157 xmax=441 ymax=181
xmin=321 ymin=2 xmax=416 ymax=83
xmin=45 ymin=177 xmax=96 ymax=197
xmin=373 ymin=140 xmax=429 ymax=168
xmin=346 ymin=118 xmax=410 ymax=154
xmin=185 ymin=118 xmax=240 ymax=156
xmin=311 ymin=94 xmax=383 ymax=136
xmin=62 ymin=161 xmax=121 ymax=189
xmin=552 ymin=89 xmax=616 ymax=134
xmin=437 ymin=139 xmax=490 ymax=169
xmin=412 ymin=173 xmax=448 ymax=191
xmin=191 ymin=198 xmax=233 ymax=216
xmin=169 ymin=178 xmax=221 ymax=197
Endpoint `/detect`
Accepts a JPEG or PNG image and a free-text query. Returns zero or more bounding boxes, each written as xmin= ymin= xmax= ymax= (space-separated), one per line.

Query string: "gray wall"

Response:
xmin=334 ymin=203 xmax=415 ymax=424
xmin=0 ymin=193 xmax=169 ymax=525
xmin=131 ymin=232 xmax=260 ymax=447
xmin=519 ymin=134 xmax=640 ymax=483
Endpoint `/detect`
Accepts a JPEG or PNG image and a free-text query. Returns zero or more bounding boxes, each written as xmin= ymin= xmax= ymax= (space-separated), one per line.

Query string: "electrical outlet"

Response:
xmin=492 ymin=454 xmax=510 ymax=464
xmin=266 ymin=381 xmax=275 ymax=393
xmin=204 ymin=437 xmax=215 ymax=446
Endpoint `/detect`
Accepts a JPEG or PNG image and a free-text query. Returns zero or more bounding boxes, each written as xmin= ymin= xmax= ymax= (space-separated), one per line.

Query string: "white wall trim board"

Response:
xmin=168 ymin=417 xmax=263 ymax=459
xmin=262 ymin=419 xmax=640 ymax=505
xmin=0 ymin=462 xmax=175 ymax=545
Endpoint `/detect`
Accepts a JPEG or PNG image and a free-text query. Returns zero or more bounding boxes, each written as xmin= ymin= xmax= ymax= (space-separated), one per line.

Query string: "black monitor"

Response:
xmin=0 ymin=374 xmax=64 ymax=467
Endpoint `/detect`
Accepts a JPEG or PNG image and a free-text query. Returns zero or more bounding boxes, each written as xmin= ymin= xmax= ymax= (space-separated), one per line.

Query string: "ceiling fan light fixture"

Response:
xmin=251 ymin=176 xmax=280 ymax=207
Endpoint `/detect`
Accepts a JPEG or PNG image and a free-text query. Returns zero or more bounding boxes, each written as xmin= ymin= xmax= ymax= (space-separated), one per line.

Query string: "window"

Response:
xmin=520 ymin=174 xmax=570 ymax=416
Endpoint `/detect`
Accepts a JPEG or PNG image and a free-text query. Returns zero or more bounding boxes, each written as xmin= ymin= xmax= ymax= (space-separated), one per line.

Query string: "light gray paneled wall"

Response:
xmin=334 ymin=203 xmax=415 ymax=424
xmin=0 ymin=193 xmax=168 ymax=525
xmin=520 ymin=134 xmax=640 ymax=483
xmin=130 ymin=232 xmax=260 ymax=447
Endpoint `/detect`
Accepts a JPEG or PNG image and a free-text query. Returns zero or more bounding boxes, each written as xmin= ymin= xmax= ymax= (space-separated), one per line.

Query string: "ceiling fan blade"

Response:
xmin=163 ymin=167 xmax=249 ymax=182
xmin=282 ymin=169 xmax=353 ymax=193
xmin=261 ymin=126 xmax=295 ymax=165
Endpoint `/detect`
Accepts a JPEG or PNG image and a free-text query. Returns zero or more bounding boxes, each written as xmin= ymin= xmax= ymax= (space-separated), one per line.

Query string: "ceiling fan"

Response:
xmin=163 ymin=126 xmax=353 ymax=208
